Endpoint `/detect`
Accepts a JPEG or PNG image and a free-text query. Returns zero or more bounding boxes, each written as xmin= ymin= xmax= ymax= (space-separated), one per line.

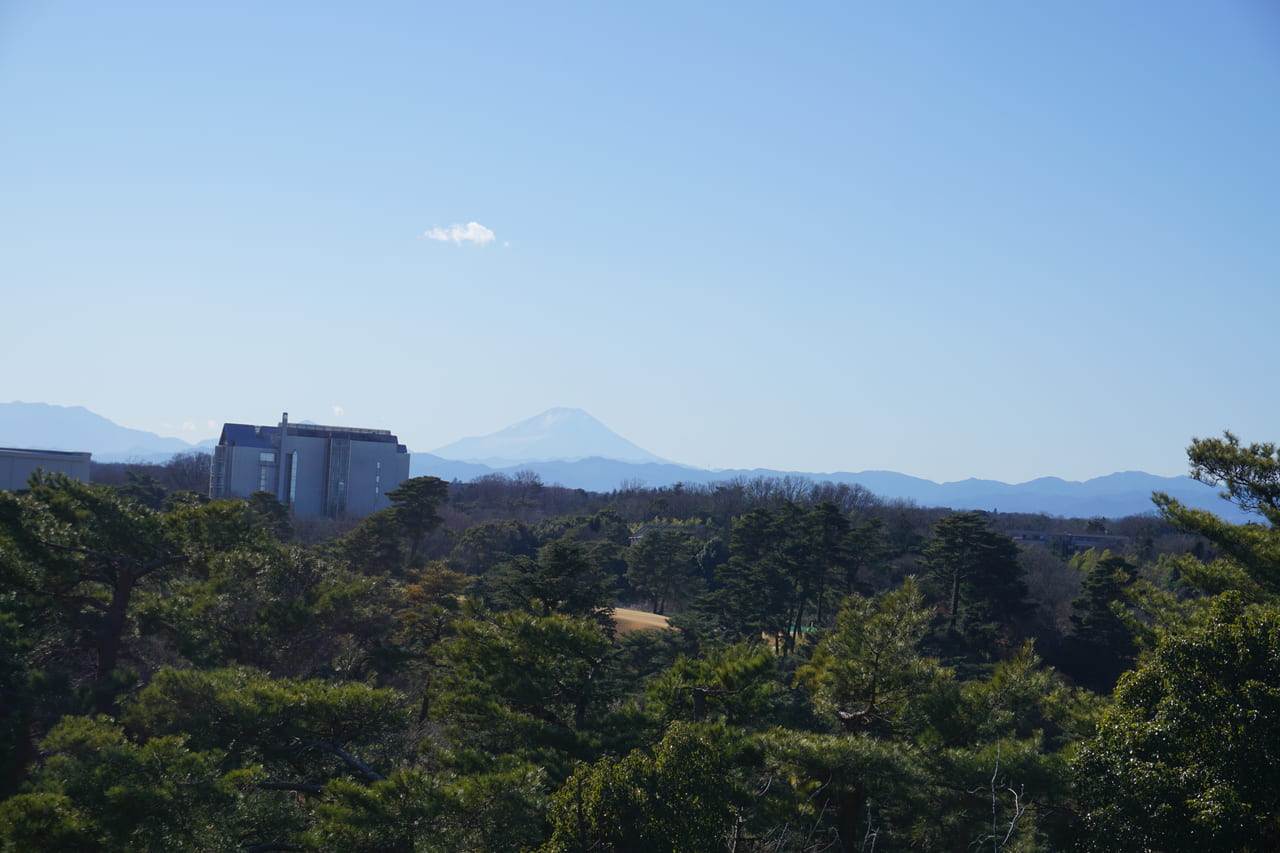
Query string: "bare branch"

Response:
xmin=1 ymin=574 xmax=110 ymax=612
xmin=301 ymin=741 xmax=385 ymax=782
xmin=258 ymin=780 xmax=325 ymax=795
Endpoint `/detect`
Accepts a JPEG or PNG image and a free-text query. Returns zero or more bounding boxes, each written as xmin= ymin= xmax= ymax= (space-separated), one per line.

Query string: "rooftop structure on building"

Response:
xmin=209 ymin=413 xmax=410 ymax=518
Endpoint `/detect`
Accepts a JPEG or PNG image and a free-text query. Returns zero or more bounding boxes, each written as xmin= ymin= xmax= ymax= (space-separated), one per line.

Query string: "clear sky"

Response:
xmin=3 ymin=1 xmax=1277 ymax=483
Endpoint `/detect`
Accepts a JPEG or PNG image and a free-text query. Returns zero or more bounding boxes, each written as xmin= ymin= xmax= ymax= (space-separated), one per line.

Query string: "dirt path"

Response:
xmin=612 ymin=607 xmax=671 ymax=633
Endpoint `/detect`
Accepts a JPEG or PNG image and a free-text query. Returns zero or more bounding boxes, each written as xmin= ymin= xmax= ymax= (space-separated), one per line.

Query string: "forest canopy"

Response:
xmin=1 ymin=432 xmax=1276 ymax=850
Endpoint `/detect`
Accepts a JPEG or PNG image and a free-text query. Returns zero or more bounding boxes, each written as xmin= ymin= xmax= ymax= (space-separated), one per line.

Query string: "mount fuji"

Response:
xmin=429 ymin=407 xmax=671 ymax=467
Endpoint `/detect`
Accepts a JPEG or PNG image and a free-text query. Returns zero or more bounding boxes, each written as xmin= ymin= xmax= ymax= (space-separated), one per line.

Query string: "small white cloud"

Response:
xmin=423 ymin=221 xmax=496 ymax=245
xmin=181 ymin=421 xmax=197 ymax=432
xmin=207 ymin=420 xmax=217 ymax=429
xmin=332 ymin=405 xmax=345 ymax=416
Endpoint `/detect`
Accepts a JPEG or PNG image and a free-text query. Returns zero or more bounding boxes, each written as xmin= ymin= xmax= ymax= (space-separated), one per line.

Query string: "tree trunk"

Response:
xmin=93 ymin=571 xmax=134 ymax=714
xmin=838 ymin=786 xmax=864 ymax=852
xmin=948 ymin=568 xmax=962 ymax=633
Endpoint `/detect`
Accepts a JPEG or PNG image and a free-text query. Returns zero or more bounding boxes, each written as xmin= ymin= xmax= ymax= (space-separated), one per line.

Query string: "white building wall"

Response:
xmin=0 ymin=448 xmax=92 ymax=491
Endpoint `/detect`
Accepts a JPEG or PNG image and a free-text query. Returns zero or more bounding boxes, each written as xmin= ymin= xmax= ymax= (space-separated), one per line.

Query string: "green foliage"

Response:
xmin=124 ymin=666 xmax=408 ymax=786
xmin=1154 ymin=498 xmax=1280 ymax=593
xmin=625 ymin=530 xmax=700 ymax=614
xmin=1 ymin=716 xmax=243 ymax=852
xmin=645 ymin=643 xmax=787 ymax=729
xmin=427 ymin=610 xmax=612 ymax=776
xmin=1154 ymin=431 xmax=1280 ymax=595
xmin=1185 ymin=430 xmax=1280 ymax=523
xmin=395 ymin=560 xmax=472 ymax=651
xmin=0 ymin=611 xmax=32 ymax=796
xmin=246 ymin=490 xmax=294 ymax=541
xmin=588 ymin=628 xmax=696 ymax=736
xmin=1063 ymin=550 xmax=1139 ymax=689
xmin=2 ymin=667 xmax=411 ymax=850
xmin=703 ymin=507 xmax=794 ymax=643
xmin=841 ymin=516 xmax=891 ymax=595
xmin=162 ymin=497 xmax=275 ymax=558
xmin=114 ymin=471 xmax=168 ymax=510
xmin=799 ymin=578 xmax=949 ymax=736
xmin=304 ymin=764 xmax=547 ymax=853
xmin=137 ymin=498 xmax=407 ymax=680
xmin=16 ymin=437 xmax=1280 ymax=847
xmin=927 ymin=647 xmax=1093 ymax=847
xmin=1069 ymin=551 xmax=1137 ymax=644
xmin=791 ymin=591 xmax=1089 ymax=850
xmin=337 ymin=508 xmax=408 ymax=575
xmin=329 ymin=477 xmax=450 ymax=575
xmin=1076 ymin=594 xmax=1280 ymax=850
xmin=951 ymin=642 xmax=1093 ymax=747
xmin=542 ymin=722 xmax=736 ymax=853
xmin=704 ymin=501 xmax=867 ymax=651
xmin=136 ymin=541 xmax=396 ymax=678
xmin=924 ymin=735 xmax=1071 ymax=851
xmin=484 ymin=539 xmax=616 ymax=622
xmin=449 ymin=518 xmax=538 ymax=573
xmin=924 ymin=512 xmax=1030 ymax=653
xmin=0 ymin=474 xmax=187 ymax=712
xmin=0 ymin=791 xmax=96 ymax=853
xmin=760 ymin=728 xmax=931 ymax=849
xmin=385 ymin=476 xmax=450 ymax=564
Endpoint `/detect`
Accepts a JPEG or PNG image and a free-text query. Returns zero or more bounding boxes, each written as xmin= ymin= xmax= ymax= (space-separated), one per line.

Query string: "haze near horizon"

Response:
xmin=3 ymin=2 xmax=1276 ymax=483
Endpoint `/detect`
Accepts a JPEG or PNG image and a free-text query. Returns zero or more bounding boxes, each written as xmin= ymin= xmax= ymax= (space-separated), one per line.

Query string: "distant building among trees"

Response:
xmin=1007 ymin=529 xmax=1131 ymax=556
xmin=0 ymin=446 xmax=91 ymax=490
xmin=209 ymin=413 xmax=409 ymax=518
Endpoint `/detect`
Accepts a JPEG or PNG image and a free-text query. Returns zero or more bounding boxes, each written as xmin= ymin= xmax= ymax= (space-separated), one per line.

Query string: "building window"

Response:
xmin=258 ymin=461 xmax=277 ymax=493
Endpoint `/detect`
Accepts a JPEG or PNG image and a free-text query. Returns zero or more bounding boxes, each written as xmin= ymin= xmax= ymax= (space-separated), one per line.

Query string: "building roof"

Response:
xmin=217 ymin=423 xmax=407 ymax=452
xmin=0 ymin=447 xmax=92 ymax=460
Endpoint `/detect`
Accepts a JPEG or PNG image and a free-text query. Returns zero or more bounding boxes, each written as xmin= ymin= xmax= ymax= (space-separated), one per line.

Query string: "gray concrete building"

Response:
xmin=209 ymin=414 xmax=410 ymax=518
xmin=0 ymin=447 xmax=92 ymax=491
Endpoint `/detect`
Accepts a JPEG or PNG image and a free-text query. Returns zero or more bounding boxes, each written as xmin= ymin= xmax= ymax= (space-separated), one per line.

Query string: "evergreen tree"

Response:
xmin=541 ymin=723 xmax=737 ymax=853
xmin=1065 ymin=550 xmax=1138 ymax=689
xmin=924 ymin=512 xmax=1030 ymax=653
xmin=384 ymin=476 xmax=450 ymax=565
xmin=485 ymin=539 xmax=615 ymax=622
xmin=1077 ymin=432 xmax=1280 ymax=848
xmin=1154 ymin=431 xmax=1280 ymax=593
xmin=799 ymin=578 xmax=949 ymax=737
xmin=0 ymin=474 xmax=188 ymax=713
xmin=1076 ymin=594 xmax=1280 ymax=850
xmin=625 ymin=529 xmax=700 ymax=615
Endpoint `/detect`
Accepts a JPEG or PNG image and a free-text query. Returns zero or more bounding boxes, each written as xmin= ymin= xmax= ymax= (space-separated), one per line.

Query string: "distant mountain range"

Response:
xmin=414 ymin=409 xmax=1242 ymax=521
xmin=410 ymin=454 xmax=1242 ymax=521
xmin=0 ymin=401 xmax=212 ymax=462
xmin=0 ymin=401 xmax=1245 ymax=521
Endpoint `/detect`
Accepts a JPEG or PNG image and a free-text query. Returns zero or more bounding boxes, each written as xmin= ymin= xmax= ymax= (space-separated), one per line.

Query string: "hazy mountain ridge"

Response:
xmin=0 ymin=401 xmax=209 ymax=462
xmin=431 ymin=407 xmax=670 ymax=465
xmin=409 ymin=453 xmax=1237 ymax=521
xmin=0 ymin=401 xmax=1240 ymax=520
xmin=416 ymin=407 xmax=1237 ymax=519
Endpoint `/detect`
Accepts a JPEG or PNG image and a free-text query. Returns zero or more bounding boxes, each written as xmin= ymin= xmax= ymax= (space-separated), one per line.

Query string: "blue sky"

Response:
xmin=2 ymin=1 xmax=1277 ymax=483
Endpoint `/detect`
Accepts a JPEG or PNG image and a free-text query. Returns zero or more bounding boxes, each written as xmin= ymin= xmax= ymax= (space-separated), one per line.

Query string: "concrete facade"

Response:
xmin=0 ymin=447 xmax=92 ymax=491
xmin=209 ymin=414 xmax=410 ymax=518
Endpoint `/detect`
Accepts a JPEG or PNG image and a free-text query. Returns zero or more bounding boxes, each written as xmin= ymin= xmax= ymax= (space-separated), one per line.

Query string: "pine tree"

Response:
xmin=924 ymin=512 xmax=1030 ymax=653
